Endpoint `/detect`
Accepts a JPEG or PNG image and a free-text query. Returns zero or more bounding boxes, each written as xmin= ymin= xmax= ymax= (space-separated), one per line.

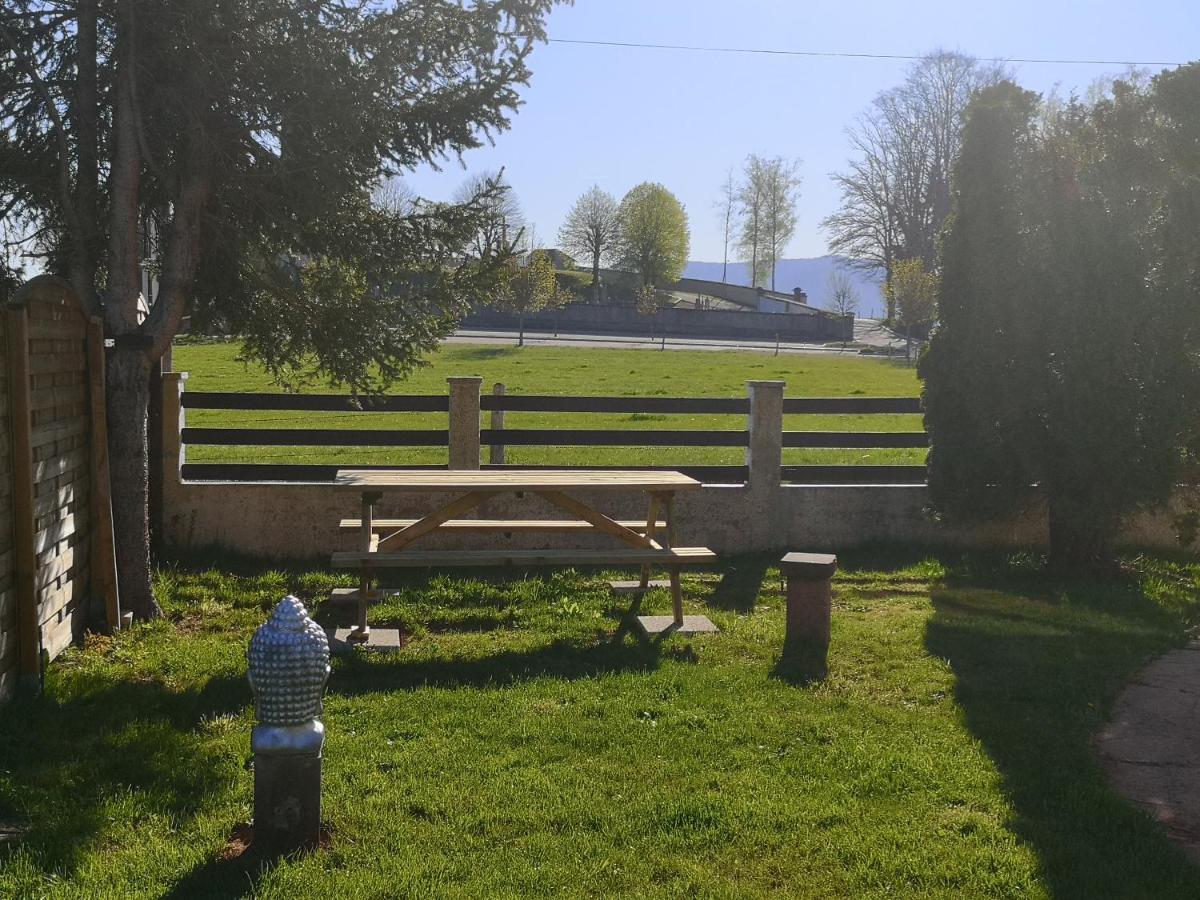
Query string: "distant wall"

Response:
xmin=463 ymin=303 xmax=853 ymax=343
xmin=672 ymin=278 xmax=812 ymax=314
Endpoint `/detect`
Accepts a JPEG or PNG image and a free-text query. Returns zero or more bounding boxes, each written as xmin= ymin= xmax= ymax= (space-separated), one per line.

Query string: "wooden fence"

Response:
xmin=175 ymin=380 xmax=927 ymax=485
xmin=1 ymin=276 xmax=119 ymax=702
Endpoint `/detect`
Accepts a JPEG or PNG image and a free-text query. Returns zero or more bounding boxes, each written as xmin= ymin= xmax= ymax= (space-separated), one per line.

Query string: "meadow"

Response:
xmin=172 ymin=341 xmax=926 ymax=469
xmin=2 ymin=550 xmax=1199 ymax=897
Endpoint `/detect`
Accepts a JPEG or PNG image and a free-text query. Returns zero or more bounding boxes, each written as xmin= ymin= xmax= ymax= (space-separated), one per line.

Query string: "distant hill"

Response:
xmin=684 ymin=256 xmax=885 ymax=318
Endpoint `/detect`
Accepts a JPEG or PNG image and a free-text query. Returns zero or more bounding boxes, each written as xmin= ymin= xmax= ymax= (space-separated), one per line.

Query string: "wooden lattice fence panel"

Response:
xmin=2 ymin=277 xmax=118 ymax=700
xmin=0 ymin=308 xmax=14 ymax=702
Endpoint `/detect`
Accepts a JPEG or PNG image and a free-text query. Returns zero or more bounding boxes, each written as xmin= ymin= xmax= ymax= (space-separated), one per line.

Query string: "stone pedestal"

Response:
xmin=779 ymin=552 xmax=837 ymax=679
xmin=253 ymin=749 xmax=323 ymax=854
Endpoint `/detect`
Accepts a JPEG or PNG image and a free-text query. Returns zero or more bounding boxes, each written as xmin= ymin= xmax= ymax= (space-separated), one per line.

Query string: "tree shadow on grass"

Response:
xmin=0 ymin=674 xmax=248 ymax=882
xmin=328 ymin=637 xmax=662 ymax=698
xmin=924 ymin=577 xmax=1200 ymax=898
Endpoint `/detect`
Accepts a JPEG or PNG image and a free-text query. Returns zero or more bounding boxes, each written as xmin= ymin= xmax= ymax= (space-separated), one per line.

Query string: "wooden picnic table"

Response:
xmin=331 ymin=469 xmax=716 ymax=644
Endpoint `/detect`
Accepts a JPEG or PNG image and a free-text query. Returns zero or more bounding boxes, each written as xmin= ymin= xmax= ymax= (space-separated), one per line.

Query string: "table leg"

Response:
xmin=638 ymin=494 xmax=662 ymax=590
xmin=349 ymin=491 xmax=380 ymax=644
xmin=669 ymin=567 xmax=684 ymax=626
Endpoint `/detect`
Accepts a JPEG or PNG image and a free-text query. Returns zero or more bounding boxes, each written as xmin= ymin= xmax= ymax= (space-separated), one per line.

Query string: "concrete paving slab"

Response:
xmin=326 ymin=627 xmax=404 ymax=655
xmin=1098 ymin=639 xmax=1200 ymax=861
xmin=327 ymin=588 xmax=388 ymax=607
xmin=635 ymin=615 xmax=719 ymax=638
xmin=609 ymin=579 xmax=671 ymax=594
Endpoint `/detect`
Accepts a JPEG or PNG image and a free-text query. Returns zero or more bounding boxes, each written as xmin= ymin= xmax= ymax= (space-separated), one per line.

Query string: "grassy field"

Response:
xmin=2 ymin=551 xmax=1199 ymax=897
xmin=172 ymin=341 xmax=924 ymax=469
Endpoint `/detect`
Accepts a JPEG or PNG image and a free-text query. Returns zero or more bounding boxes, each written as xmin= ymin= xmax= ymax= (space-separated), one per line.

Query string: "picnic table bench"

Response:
xmin=330 ymin=469 xmax=717 ymax=644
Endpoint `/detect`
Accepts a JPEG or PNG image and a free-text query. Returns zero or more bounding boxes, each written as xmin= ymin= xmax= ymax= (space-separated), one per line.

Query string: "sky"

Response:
xmin=402 ymin=0 xmax=1198 ymax=263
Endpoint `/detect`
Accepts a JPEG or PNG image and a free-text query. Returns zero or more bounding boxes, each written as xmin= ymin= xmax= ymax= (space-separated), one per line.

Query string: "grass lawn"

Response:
xmin=172 ymin=341 xmax=924 ymax=469
xmin=3 ymin=551 xmax=1200 ymax=897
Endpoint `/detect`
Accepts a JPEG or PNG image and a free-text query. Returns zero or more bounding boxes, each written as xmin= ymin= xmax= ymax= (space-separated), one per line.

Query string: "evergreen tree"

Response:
xmin=0 ymin=0 xmax=563 ymax=617
xmin=922 ymin=73 xmax=1200 ymax=567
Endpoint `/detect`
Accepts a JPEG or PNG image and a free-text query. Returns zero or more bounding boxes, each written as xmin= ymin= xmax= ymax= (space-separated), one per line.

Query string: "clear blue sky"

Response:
xmin=404 ymin=0 xmax=1198 ymax=262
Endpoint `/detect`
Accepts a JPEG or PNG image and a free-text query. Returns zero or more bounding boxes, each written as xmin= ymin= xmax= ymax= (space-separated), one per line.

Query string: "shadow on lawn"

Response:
xmin=924 ymin=572 xmax=1200 ymax=898
xmin=0 ymin=674 xmax=248 ymax=881
xmin=707 ymin=554 xmax=773 ymax=614
xmin=329 ymin=636 xmax=663 ymax=697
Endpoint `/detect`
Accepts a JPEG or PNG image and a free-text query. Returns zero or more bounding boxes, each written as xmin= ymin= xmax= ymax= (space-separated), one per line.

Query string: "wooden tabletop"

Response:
xmin=334 ymin=469 xmax=703 ymax=492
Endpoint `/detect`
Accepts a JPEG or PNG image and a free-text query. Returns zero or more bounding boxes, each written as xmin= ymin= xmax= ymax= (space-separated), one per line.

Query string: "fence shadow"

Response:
xmin=0 ymin=674 xmax=248 ymax=880
xmin=924 ymin=578 xmax=1200 ymax=897
xmin=706 ymin=554 xmax=773 ymax=614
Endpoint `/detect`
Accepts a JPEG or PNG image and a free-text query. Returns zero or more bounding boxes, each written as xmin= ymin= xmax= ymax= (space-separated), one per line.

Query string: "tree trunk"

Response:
xmin=592 ymin=251 xmax=601 ymax=305
xmin=107 ymin=347 xmax=161 ymax=620
xmin=518 ymin=314 xmax=525 ymax=347
xmin=1048 ymin=493 xmax=1114 ymax=573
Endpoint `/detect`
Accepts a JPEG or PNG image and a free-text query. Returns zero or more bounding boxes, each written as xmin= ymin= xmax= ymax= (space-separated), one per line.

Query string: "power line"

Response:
xmin=547 ymin=37 xmax=1184 ymax=68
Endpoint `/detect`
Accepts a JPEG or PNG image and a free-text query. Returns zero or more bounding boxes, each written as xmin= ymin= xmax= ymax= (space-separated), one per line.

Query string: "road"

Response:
xmin=446 ymin=320 xmax=912 ymax=356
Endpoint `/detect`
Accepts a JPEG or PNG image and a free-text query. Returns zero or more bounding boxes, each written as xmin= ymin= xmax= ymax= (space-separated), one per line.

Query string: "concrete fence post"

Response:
xmin=161 ymin=371 xmax=188 ymax=487
xmin=490 ymin=382 xmax=506 ymax=466
xmin=747 ymin=380 xmax=784 ymax=493
xmin=447 ymin=376 xmax=483 ymax=470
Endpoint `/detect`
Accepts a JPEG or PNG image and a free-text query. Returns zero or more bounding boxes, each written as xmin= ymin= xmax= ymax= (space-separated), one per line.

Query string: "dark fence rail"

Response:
xmin=181 ymin=392 xmax=449 ymax=412
xmin=782 ymin=431 xmax=928 ymax=449
xmin=480 ymin=395 xmax=749 ymax=414
xmin=479 ymin=429 xmax=748 ymax=447
xmin=181 ymin=428 xmax=450 ymax=447
xmin=782 ymin=397 xmax=921 ymax=414
xmin=783 ymin=465 xmax=927 ymax=484
xmin=177 ymin=390 xmax=928 ymax=485
xmin=181 ymin=392 xmax=922 ymax=416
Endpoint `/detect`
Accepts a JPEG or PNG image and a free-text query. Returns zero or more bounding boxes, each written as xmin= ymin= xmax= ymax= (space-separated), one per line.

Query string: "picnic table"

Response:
xmin=330 ymin=469 xmax=717 ymax=644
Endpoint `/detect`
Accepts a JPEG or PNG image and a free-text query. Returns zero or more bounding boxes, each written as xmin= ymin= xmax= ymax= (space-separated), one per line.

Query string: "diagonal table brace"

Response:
xmin=376 ymin=491 xmax=490 ymax=551
xmin=538 ymin=490 xmax=658 ymax=549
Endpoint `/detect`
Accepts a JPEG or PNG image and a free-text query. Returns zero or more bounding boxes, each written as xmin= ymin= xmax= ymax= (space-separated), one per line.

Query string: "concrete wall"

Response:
xmin=160 ymin=376 xmax=1194 ymax=562
xmin=463 ymin=303 xmax=853 ymax=343
xmin=672 ymin=278 xmax=811 ymax=314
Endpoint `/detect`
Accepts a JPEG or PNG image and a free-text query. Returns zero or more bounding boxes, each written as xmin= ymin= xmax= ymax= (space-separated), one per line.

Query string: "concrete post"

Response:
xmin=447 ymin=376 xmax=483 ymax=470
xmin=161 ymin=371 xmax=188 ymax=488
xmin=779 ymin=552 xmax=837 ymax=680
xmin=746 ymin=381 xmax=784 ymax=493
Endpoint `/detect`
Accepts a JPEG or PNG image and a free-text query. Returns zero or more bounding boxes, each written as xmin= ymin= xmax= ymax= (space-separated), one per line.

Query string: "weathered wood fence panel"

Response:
xmin=0 ymin=305 xmax=15 ymax=701
xmin=1 ymin=277 xmax=119 ymax=702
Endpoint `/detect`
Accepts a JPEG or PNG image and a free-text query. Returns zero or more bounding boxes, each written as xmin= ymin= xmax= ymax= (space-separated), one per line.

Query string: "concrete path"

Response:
xmin=1096 ymin=639 xmax=1200 ymax=861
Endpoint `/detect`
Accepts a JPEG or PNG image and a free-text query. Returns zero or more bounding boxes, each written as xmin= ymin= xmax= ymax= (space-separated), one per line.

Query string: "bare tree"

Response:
xmin=823 ymin=108 xmax=899 ymax=300
xmin=372 ymin=176 xmax=418 ymax=215
xmin=558 ymin=185 xmax=620 ymax=303
xmin=455 ymin=169 xmax=524 ymax=259
xmin=737 ymin=154 xmax=770 ymax=288
xmin=827 ymin=268 xmax=860 ymax=319
xmin=762 ymin=157 xmax=802 ymax=291
xmin=822 ymin=50 xmax=1004 ymax=316
xmin=715 ymin=168 xmax=737 ymax=283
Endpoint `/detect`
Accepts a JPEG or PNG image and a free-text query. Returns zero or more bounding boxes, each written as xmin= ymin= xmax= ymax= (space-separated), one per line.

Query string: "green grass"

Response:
xmin=172 ymin=341 xmax=925 ymax=469
xmin=3 ymin=552 xmax=1200 ymax=897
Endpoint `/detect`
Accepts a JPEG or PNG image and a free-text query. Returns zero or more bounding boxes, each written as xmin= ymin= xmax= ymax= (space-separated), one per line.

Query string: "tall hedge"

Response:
xmin=921 ymin=71 xmax=1200 ymax=567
